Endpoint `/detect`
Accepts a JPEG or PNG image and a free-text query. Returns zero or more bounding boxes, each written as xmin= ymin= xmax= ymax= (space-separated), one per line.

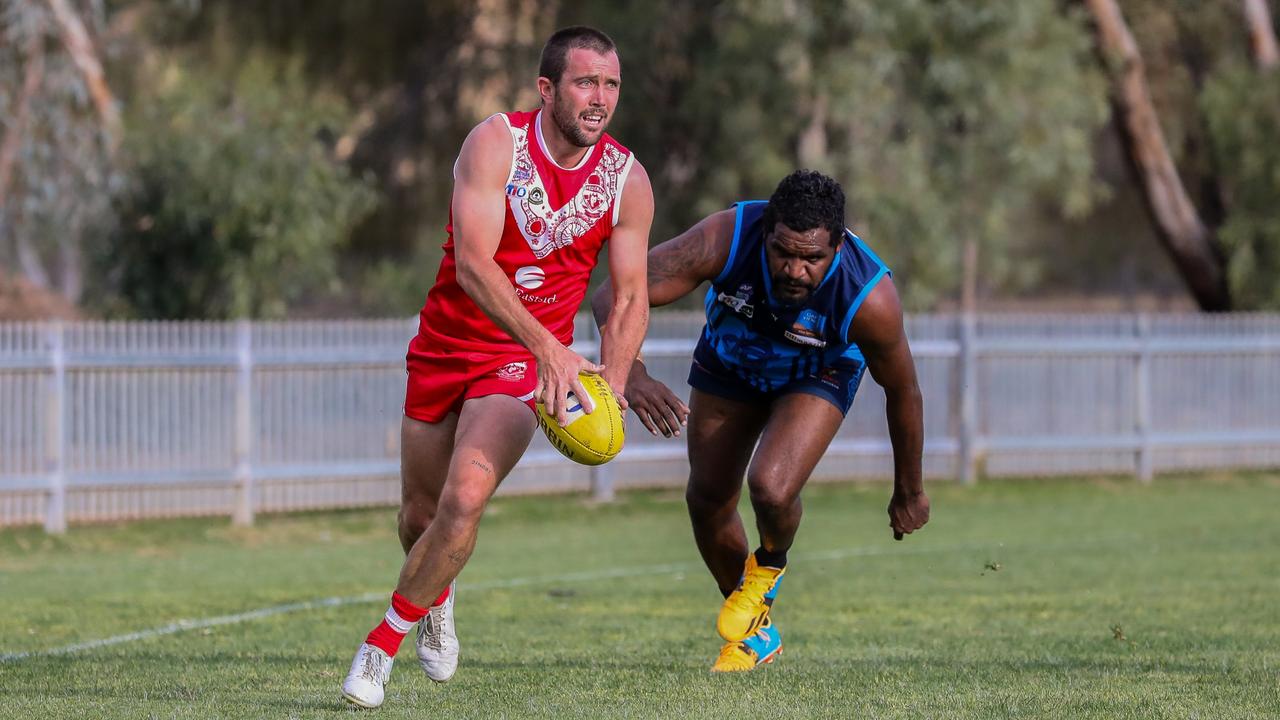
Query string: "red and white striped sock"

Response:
xmin=364 ymin=592 xmax=429 ymax=657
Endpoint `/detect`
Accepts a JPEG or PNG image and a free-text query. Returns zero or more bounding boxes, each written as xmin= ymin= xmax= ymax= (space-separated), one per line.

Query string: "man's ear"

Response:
xmin=537 ymin=77 xmax=555 ymax=104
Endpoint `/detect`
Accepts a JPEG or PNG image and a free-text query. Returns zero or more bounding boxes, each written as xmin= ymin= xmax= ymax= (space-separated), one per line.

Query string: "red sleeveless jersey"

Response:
xmin=415 ymin=109 xmax=636 ymax=353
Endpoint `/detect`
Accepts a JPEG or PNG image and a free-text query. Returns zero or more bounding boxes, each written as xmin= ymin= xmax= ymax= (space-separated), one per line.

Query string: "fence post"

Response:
xmin=232 ymin=320 xmax=255 ymax=525
xmin=957 ymin=312 xmax=979 ymax=485
xmin=587 ymin=321 xmax=615 ymax=502
xmin=1134 ymin=314 xmax=1153 ymax=483
xmin=44 ymin=322 xmax=67 ymax=534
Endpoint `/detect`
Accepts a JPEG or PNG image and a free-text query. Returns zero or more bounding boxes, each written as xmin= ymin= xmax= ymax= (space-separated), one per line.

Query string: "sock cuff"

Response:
xmin=391 ymin=591 xmax=430 ymax=624
xmin=753 ymin=546 xmax=788 ymax=569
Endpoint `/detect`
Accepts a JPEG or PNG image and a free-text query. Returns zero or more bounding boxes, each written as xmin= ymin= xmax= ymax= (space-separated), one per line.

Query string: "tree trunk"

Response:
xmin=58 ymin=205 xmax=84 ymax=303
xmin=45 ymin=0 xmax=121 ymax=151
xmin=0 ymin=34 xmax=44 ymax=221
xmin=1243 ymin=0 xmax=1279 ymax=69
xmin=961 ymin=237 xmax=978 ymax=315
xmin=16 ymin=233 xmax=51 ymax=290
xmin=1086 ymin=0 xmax=1231 ymax=311
xmin=797 ymin=93 xmax=829 ymax=168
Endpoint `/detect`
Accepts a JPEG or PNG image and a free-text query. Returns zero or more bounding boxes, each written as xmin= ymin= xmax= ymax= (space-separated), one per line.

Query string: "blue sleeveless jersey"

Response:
xmin=695 ymin=200 xmax=890 ymax=393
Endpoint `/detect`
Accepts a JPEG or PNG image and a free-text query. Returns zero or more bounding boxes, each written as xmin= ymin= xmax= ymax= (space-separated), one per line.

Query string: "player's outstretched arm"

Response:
xmin=591 ymin=208 xmax=735 ymax=318
xmin=595 ymin=161 xmax=654 ymax=408
xmin=848 ymin=278 xmax=930 ymax=540
xmin=452 ymin=116 xmax=601 ymax=426
xmin=591 ymin=209 xmax=734 ymax=437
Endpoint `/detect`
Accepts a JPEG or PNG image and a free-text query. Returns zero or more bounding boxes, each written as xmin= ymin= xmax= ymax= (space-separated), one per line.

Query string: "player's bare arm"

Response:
xmin=591 ymin=209 xmax=734 ymax=437
xmin=595 ymin=160 xmax=655 ymax=409
xmin=847 ymin=277 xmax=929 ymax=540
xmin=451 ymin=115 xmax=602 ymax=426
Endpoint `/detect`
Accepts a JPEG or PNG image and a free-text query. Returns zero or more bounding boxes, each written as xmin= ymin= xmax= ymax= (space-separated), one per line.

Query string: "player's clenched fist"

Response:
xmin=888 ymin=490 xmax=930 ymax=540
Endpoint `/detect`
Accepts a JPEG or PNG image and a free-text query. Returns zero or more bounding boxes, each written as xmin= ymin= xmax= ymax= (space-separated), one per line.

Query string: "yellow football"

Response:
xmin=536 ymin=373 xmax=625 ymax=466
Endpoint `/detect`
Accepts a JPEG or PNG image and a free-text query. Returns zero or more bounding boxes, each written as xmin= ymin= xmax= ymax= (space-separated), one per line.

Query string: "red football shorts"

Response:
xmin=404 ymin=335 xmax=538 ymax=423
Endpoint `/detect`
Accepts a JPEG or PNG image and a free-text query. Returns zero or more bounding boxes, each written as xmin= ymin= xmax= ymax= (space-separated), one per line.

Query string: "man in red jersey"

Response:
xmin=342 ymin=26 xmax=652 ymax=708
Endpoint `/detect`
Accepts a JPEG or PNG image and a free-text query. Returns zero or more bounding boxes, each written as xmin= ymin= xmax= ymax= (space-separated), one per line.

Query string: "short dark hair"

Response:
xmin=539 ymin=26 xmax=618 ymax=84
xmin=762 ymin=170 xmax=847 ymax=246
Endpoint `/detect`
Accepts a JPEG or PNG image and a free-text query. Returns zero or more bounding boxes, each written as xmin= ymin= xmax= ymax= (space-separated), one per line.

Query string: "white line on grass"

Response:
xmin=0 ymin=536 xmax=1125 ymax=663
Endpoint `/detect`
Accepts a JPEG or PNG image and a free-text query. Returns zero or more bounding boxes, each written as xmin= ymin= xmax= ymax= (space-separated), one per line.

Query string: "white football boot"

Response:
xmin=415 ymin=581 xmax=459 ymax=682
xmin=341 ymin=642 xmax=393 ymax=709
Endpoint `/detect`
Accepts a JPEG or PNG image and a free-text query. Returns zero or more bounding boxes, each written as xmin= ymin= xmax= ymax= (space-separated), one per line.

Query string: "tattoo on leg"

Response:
xmin=470 ymin=459 xmax=493 ymax=475
xmin=448 ymin=549 xmax=467 ymax=565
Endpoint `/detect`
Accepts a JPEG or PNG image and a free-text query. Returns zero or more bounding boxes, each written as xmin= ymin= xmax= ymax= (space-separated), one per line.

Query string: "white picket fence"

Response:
xmin=2 ymin=312 xmax=1279 ymax=532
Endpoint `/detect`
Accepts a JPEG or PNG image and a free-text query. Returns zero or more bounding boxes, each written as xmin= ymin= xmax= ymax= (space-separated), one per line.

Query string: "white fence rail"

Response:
xmin=2 ymin=313 xmax=1279 ymax=531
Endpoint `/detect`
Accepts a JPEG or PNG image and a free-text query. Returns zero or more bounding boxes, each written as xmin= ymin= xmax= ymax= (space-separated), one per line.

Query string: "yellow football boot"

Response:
xmin=716 ymin=554 xmax=785 ymax=642
xmin=711 ymin=618 xmax=783 ymax=672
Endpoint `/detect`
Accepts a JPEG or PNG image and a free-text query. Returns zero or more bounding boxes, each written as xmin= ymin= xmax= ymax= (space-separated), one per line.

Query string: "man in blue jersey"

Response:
xmin=592 ymin=170 xmax=929 ymax=671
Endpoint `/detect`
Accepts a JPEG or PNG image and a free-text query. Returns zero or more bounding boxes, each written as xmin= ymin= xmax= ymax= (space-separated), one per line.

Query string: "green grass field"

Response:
xmin=2 ymin=474 xmax=1278 ymax=719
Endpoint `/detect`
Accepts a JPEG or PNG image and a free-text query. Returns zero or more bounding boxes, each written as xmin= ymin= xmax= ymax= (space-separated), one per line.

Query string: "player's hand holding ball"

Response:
xmin=534 ymin=342 xmax=604 ymax=427
xmin=536 ymin=371 xmax=625 ymax=466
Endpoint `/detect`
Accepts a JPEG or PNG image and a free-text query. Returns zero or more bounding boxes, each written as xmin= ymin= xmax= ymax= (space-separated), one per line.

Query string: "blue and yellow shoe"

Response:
xmin=716 ymin=554 xmax=785 ymax=642
xmin=711 ymin=618 xmax=783 ymax=672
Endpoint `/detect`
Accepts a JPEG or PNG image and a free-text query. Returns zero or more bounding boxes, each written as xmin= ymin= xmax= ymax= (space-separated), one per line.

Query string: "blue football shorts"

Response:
xmin=687 ymin=337 xmax=866 ymax=416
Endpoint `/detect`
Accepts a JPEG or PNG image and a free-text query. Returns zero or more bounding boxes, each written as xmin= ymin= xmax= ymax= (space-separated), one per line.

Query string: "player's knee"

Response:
xmin=746 ymin=474 xmax=798 ymax=516
xmin=397 ymin=503 xmax=433 ymax=543
xmin=685 ymin=482 xmax=735 ymax=517
xmin=435 ymin=486 xmax=490 ymax=531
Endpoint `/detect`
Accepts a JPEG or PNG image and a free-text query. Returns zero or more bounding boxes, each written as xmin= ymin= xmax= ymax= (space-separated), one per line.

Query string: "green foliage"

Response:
xmin=830 ymin=1 xmax=1108 ymax=307
xmin=0 ymin=0 xmax=116 ymax=300
xmin=100 ymin=55 xmax=379 ymax=318
xmin=1120 ymin=0 xmax=1253 ymax=174
xmin=582 ymin=0 xmax=1109 ymax=309
xmin=1203 ymin=66 xmax=1280 ymax=309
xmin=20 ymin=0 xmax=1275 ymax=315
xmin=192 ymin=0 xmax=1111 ymax=313
xmin=1117 ymin=0 xmax=1280 ymax=310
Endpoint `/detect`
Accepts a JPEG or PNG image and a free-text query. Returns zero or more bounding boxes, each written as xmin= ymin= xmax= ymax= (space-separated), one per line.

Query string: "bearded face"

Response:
xmin=550 ymin=87 xmax=607 ymax=147
xmin=543 ymin=48 xmax=620 ymax=148
xmin=764 ymin=224 xmax=840 ymax=306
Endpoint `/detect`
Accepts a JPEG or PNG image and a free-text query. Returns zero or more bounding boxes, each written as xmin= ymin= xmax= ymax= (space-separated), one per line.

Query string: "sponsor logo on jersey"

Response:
xmin=784 ymin=309 xmax=827 ymax=348
xmin=516 ymin=288 xmax=558 ymax=305
xmin=816 ymin=366 xmax=842 ymax=389
xmin=496 ymin=361 xmax=528 ymax=382
xmin=783 ymin=329 xmax=826 ymax=347
xmin=515 ymin=265 xmax=545 ymax=290
xmin=717 ymin=284 xmax=754 ymax=318
xmin=514 ymin=265 xmax=556 ymax=303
